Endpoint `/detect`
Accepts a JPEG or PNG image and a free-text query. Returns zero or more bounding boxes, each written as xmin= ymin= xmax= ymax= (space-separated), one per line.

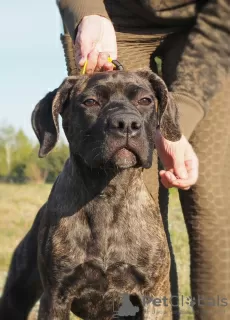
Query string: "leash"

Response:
xmin=80 ymin=57 xmax=124 ymax=75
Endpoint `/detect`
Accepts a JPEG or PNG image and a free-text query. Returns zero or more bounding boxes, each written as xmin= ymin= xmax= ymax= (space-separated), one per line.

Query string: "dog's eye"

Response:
xmin=138 ymin=97 xmax=152 ymax=106
xmin=83 ymin=99 xmax=99 ymax=107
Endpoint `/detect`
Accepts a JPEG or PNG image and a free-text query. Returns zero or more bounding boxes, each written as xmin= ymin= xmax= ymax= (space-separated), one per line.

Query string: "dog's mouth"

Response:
xmin=106 ymin=141 xmax=146 ymax=169
xmin=112 ymin=147 xmax=138 ymax=169
xmin=86 ymin=136 xmax=152 ymax=170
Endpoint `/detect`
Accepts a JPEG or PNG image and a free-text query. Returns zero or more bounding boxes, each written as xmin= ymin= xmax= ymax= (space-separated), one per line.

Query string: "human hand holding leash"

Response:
xmin=75 ymin=15 xmax=117 ymax=74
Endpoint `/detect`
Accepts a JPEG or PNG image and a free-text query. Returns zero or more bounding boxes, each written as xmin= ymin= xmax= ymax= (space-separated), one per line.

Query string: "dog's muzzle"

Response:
xmin=104 ymin=112 xmax=147 ymax=169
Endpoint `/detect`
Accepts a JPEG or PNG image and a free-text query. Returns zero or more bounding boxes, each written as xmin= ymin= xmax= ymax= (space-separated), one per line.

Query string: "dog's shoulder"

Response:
xmin=44 ymin=158 xmax=78 ymax=217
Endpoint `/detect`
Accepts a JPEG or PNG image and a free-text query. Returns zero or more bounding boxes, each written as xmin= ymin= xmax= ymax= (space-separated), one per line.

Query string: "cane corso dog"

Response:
xmin=0 ymin=69 xmax=181 ymax=320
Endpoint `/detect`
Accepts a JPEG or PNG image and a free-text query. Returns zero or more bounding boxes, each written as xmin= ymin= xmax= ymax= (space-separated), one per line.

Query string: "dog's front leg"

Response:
xmin=143 ymin=302 xmax=166 ymax=320
xmin=142 ymin=296 xmax=172 ymax=320
xmin=38 ymin=291 xmax=72 ymax=320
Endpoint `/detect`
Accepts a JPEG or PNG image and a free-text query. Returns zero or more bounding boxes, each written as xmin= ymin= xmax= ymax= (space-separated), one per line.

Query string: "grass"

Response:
xmin=0 ymin=183 xmax=193 ymax=319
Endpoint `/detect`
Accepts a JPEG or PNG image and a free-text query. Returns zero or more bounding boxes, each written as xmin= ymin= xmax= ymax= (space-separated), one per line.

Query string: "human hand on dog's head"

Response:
xmin=31 ymin=70 xmax=181 ymax=171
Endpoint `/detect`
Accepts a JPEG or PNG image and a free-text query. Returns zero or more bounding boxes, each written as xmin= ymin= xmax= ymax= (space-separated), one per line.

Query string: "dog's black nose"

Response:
xmin=107 ymin=114 xmax=142 ymax=137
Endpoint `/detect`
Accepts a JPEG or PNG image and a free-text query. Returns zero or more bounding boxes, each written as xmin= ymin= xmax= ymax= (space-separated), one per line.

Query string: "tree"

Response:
xmin=0 ymin=125 xmax=69 ymax=184
xmin=0 ymin=125 xmax=16 ymax=178
xmin=10 ymin=130 xmax=34 ymax=182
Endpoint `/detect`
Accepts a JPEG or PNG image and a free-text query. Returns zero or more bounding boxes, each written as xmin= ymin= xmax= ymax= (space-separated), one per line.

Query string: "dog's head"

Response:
xmin=32 ymin=70 xmax=181 ymax=169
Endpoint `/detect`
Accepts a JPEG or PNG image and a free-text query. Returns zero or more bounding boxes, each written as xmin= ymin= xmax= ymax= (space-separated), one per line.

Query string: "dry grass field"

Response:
xmin=0 ymin=183 xmax=194 ymax=319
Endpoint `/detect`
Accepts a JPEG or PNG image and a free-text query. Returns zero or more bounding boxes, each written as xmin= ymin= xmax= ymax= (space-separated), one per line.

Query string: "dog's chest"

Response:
xmin=52 ymin=187 xmax=162 ymax=272
xmin=44 ymin=183 xmax=168 ymax=312
xmin=84 ymin=200 xmax=150 ymax=267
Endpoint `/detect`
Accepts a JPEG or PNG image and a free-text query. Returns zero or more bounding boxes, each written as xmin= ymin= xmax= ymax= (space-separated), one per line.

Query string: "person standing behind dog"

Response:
xmin=57 ymin=1 xmax=230 ymax=319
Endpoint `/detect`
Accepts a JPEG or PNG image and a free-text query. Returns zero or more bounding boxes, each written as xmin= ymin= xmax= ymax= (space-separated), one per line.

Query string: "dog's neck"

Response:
xmin=71 ymin=154 xmax=143 ymax=198
xmin=48 ymin=155 xmax=145 ymax=216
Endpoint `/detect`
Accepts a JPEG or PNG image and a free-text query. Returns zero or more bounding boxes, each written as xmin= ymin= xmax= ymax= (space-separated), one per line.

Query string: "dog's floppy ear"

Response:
xmin=137 ymin=69 xmax=181 ymax=141
xmin=31 ymin=76 xmax=80 ymax=157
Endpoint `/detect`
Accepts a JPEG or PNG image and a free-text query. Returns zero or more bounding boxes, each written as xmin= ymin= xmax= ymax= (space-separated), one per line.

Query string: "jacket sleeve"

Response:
xmin=170 ymin=0 xmax=230 ymax=139
xmin=56 ymin=0 xmax=109 ymax=40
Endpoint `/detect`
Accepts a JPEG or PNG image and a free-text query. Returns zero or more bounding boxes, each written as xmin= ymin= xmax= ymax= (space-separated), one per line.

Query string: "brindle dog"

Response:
xmin=0 ymin=70 xmax=181 ymax=320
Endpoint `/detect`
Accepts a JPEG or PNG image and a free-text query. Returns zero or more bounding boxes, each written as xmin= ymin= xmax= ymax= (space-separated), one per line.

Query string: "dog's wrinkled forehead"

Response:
xmin=74 ymin=71 xmax=154 ymax=98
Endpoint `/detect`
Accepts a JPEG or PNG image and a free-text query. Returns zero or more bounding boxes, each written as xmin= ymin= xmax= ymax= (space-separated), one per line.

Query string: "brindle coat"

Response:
xmin=0 ymin=70 xmax=181 ymax=320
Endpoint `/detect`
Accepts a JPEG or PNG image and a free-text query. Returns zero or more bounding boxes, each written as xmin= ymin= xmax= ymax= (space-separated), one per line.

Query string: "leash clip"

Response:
xmin=107 ymin=57 xmax=124 ymax=71
xmin=80 ymin=57 xmax=124 ymax=75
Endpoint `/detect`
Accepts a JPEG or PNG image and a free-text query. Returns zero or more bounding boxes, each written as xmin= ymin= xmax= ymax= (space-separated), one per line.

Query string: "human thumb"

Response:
xmin=172 ymin=155 xmax=188 ymax=179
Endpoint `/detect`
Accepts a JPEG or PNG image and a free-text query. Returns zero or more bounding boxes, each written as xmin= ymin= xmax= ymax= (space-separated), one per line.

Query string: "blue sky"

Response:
xmin=0 ymin=1 xmax=67 ymax=139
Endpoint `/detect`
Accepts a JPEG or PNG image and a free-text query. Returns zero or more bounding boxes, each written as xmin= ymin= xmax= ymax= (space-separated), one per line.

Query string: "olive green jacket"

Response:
xmin=57 ymin=0 xmax=230 ymax=138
